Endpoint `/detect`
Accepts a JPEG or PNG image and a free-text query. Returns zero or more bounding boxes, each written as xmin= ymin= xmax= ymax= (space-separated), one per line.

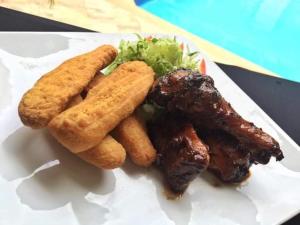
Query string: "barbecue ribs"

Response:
xmin=200 ymin=130 xmax=251 ymax=182
xmin=149 ymin=69 xmax=283 ymax=164
xmin=149 ymin=116 xmax=210 ymax=193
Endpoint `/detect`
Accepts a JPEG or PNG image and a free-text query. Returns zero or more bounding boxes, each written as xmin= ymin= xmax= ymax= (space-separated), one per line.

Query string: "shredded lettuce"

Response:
xmin=105 ymin=35 xmax=198 ymax=77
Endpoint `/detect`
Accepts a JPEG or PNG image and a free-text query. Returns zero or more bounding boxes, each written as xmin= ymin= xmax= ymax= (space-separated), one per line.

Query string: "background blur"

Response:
xmin=138 ymin=0 xmax=299 ymax=82
xmin=3 ymin=0 xmax=296 ymax=80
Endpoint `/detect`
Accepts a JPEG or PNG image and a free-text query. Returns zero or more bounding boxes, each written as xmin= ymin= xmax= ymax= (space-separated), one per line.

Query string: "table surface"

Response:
xmin=0 ymin=7 xmax=299 ymax=225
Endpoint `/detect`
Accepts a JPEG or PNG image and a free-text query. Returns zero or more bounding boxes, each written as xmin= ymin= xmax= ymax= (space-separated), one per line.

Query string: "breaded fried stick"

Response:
xmin=48 ymin=61 xmax=155 ymax=153
xmin=81 ymin=72 xmax=105 ymax=98
xmin=83 ymin=74 xmax=155 ymax=167
xmin=65 ymin=95 xmax=126 ymax=169
xmin=78 ymin=135 xmax=126 ymax=169
xmin=19 ymin=45 xmax=117 ymax=129
xmin=113 ymin=112 xmax=156 ymax=167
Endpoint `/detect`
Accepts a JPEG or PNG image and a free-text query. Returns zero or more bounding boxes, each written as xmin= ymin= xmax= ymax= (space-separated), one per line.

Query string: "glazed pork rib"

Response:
xmin=149 ymin=69 xmax=283 ymax=164
xmin=200 ymin=130 xmax=251 ymax=182
xmin=149 ymin=117 xmax=210 ymax=193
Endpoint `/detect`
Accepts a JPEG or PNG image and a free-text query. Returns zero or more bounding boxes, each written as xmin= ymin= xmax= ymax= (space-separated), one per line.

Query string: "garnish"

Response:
xmin=105 ymin=35 xmax=199 ymax=77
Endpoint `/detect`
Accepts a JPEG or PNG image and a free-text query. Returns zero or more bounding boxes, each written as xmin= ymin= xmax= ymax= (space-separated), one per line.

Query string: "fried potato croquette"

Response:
xmin=18 ymin=45 xmax=117 ymax=129
xmin=78 ymin=135 xmax=126 ymax=169
xmin=81 ymin=72 xmax=105 ymax=98
xmin=113 ymin=112 xmax=156 ymax=167
xmin=63 ymin=94 xmax=126 ymax=169
xmin=66 ymin=95 xmax=83 ymax=108
xmin=48 ymin=61 xmax=155 ymax=153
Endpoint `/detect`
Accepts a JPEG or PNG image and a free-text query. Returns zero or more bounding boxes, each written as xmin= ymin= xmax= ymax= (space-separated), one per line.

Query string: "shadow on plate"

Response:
xmin=122 ymin=159 xmax=193 ymax=225
xmin=0 ymin=126 xmax=260 ymax=225
xmin=121 ymin=159 xmax=260 ymax=225
xmin=0 ymin=59 xmax=12 ymax=112
xmin=0 ymin=126 xmax=116 ymax=225
xmin=0 ymin=33 xmax=69 ymax=58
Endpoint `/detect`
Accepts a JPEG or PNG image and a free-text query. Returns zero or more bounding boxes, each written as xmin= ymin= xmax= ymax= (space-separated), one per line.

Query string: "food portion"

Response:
xmin=64 ymin=91 xmax=126 ymax=169
xmin=48 ymin=61 xmax=155 ymax=153
xmin=80 ymin=72 xmax=105 ymax=99
xmin=113 ymin=112 xmax=156 ymax=167
xmin=149 ymin=68 xmax=284 ymax=186
xmin=18 ymin=36 xmax=284 ymax=196
xmin=66 ymin=95 xmax=83 ymax=108
xmin=78 ymin=135 xmax=126 ymax=169
xmin=18 ymin=45 xmax=117 ymax=129
xmin=105 ymin=35 xmax=198 ymax=77
xmin=149 ymin=69 xmax=283 ymax=164
xmin=200 ymin=130 xmax=251 ymax=182
xmin=150 ymin=116 xmax=210 ymax=193
xmin=19 ymin=43 xmax=156 ymax=171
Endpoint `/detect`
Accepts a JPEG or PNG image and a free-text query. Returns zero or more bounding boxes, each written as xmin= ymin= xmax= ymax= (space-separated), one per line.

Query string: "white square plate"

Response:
xmin=0 ymin=32 xmax=300 ymax=225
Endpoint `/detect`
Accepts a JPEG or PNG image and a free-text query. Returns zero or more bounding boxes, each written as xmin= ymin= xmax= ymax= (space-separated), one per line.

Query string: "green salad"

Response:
xmin=105 ymin=35 xmax=199 ymax=77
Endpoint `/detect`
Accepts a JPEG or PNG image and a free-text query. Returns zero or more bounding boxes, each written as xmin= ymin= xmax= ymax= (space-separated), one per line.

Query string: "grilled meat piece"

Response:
xmin=200 ymin=130 xmax=251 ymax=182
xmin=150 ymin=117 xmax=210 ymax=193
xmin=149 ymin=69 xmax=283 ymax=164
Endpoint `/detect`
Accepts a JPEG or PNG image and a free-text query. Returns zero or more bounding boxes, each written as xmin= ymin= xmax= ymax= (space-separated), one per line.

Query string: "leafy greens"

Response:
xmin=105 ymin=35 xmax=198 ymax=77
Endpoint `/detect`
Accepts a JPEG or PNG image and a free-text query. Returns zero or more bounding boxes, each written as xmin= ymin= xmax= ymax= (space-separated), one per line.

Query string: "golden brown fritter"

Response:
xmin=18 ymin=45 xmax=117 ymax=129
xmin=78 ymin=135 xmax=126 ymax=169
xmin=113 ymin=112 xmax=156 ymax=167
xmin=81 ymin=72 xmax=105 ymax=98
xmin=48 ymin=61 xmax=155 ymax=153
xmin=55 ymin=88 xmax=126 ymax=169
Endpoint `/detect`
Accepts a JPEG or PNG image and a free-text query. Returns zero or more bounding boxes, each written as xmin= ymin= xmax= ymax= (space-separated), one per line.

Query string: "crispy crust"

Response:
xmin=66 ymin=95 xmax=83 ymax=108
xmin=113 ymin=112 xmax=156 ymax=167
xmin=48 ymin=61 xmax=155 ymax=153
xmin=78 ymin=135 xmax=126 ymax=169
xmin=85 ymin=72 xmax=105 ymax=91
xmin=57 ymin=89 xmax=126 ymax=169
xmin=81 ymin=72 xmax=105 ymax=98
xmin=18 ymin=45 xmax=117 ymax=129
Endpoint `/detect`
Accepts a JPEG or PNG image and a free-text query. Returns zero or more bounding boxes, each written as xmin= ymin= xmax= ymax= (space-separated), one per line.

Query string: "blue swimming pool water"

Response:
xmin=137 ymin=0 xmax=300 ymax=82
